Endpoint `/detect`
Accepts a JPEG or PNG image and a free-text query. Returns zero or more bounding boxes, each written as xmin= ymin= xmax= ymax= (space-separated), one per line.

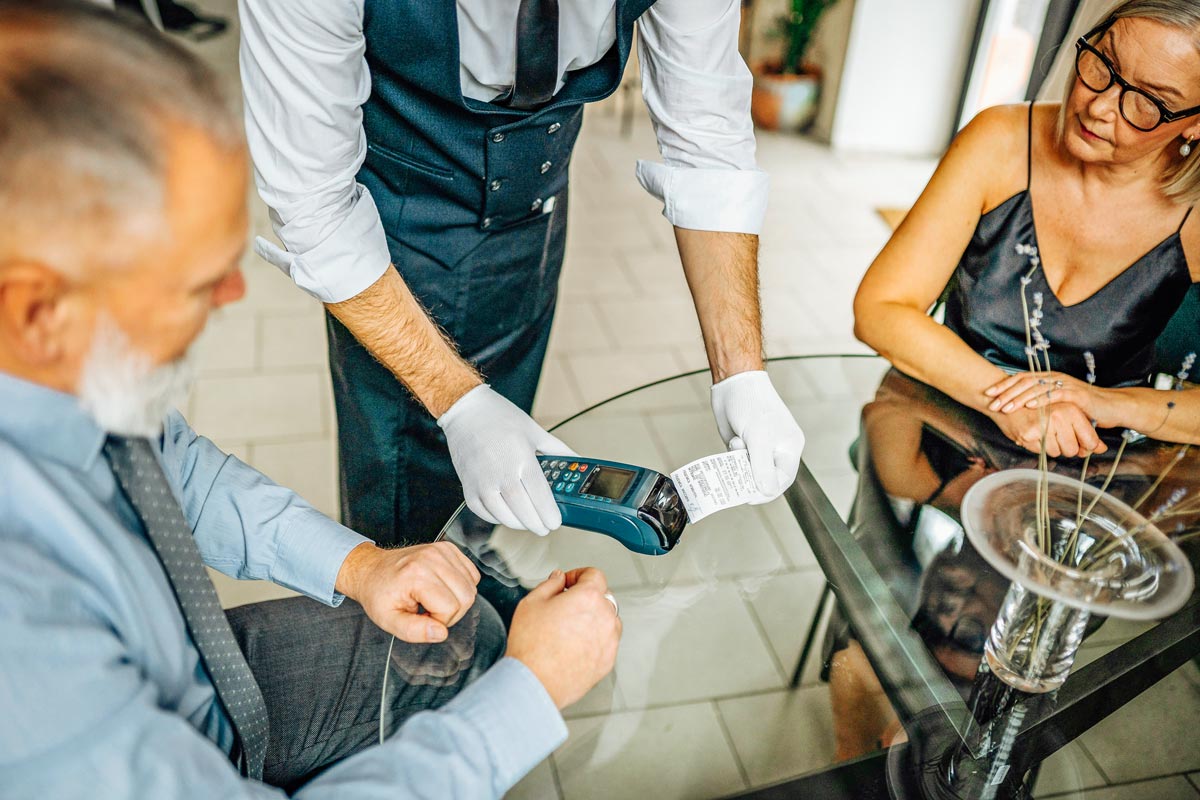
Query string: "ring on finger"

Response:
xmin=603 ymin=591 xmax=619 ymax=617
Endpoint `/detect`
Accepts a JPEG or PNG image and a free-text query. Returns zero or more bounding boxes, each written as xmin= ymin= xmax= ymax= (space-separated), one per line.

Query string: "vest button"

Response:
xmin=530 ymin=198 xmax=543 ymax=211
xmin=489 ymin=179 xmax=503 ymax=192
xmin=482 ymin=217 xmax=493 ymax=228
xmin=491 ymin=132 xmax=506 ymax=143
xmin=547 ymin=122 xmax=561 ymax=134
xmin=540 ymin=161 xmax=552 ymax=174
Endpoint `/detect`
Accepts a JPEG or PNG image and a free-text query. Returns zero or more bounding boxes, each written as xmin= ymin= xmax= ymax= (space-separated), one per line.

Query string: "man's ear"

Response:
xmin=0 ymin=262 xmax=72 ymax=365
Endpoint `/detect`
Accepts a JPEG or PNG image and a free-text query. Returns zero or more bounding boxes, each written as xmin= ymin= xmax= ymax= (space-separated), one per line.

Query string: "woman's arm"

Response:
xmin=853 ymin=106 xmax=1025 ymax=413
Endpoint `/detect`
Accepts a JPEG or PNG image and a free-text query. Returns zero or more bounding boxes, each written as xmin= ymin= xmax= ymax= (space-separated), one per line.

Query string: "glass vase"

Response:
xmin=961 ymin=469 xmax=1193 ymax=694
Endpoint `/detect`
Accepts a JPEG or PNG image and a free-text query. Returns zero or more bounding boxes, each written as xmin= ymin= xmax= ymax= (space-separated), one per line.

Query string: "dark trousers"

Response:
xmin=227 ymin=595 xmax=505 ymax=792
xmin=326 ymin=197 xmax=568 ymax=548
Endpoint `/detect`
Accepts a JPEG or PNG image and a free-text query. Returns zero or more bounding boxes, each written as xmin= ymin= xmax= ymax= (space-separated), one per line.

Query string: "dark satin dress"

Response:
xmin=943 ymin=103 xmax=1194 ymax=388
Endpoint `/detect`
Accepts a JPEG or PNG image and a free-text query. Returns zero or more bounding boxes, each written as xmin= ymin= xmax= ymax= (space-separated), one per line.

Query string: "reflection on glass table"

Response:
xmin=431 ymin=356 xmax=1199 ymax=800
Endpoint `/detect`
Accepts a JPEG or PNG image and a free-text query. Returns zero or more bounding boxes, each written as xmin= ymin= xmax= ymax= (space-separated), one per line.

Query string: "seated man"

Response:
xmin=0 ymin=2 xmax=620 ymax=797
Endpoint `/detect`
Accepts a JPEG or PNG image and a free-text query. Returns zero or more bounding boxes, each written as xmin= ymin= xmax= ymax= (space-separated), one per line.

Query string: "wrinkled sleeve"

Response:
xmin=160 ymin=411 xmax=368 ymax=606
xmin=238 ymin=0 xmax=392 ymax=303
xmin=635 ymin=0 xmax=769 ymax=234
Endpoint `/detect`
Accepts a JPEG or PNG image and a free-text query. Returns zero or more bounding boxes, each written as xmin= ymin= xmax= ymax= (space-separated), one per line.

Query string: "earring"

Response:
xmin=1182 ymin=138 xmax=1195 ymax=157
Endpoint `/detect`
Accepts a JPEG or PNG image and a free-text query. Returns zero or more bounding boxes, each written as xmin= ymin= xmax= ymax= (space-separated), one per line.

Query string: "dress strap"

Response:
xmin=1178 ymin=206 xmax=1194 ymax=233
xmin=1026 ymin=101 xmax=1034 ymax=189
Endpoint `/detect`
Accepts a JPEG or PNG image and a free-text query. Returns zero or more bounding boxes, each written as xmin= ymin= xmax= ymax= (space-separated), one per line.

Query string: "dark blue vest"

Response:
xmin=359 ymin=0 xmax=656 ymax=269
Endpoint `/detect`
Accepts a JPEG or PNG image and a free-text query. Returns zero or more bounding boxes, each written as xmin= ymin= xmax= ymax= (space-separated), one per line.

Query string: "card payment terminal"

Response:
xmin=539 ymin=456 xmax=687 ymax=555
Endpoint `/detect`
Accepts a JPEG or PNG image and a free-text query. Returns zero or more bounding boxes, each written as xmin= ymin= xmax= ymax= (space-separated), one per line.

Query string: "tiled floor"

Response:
xmin=177 ymin=4 xmax=1199 ymax=798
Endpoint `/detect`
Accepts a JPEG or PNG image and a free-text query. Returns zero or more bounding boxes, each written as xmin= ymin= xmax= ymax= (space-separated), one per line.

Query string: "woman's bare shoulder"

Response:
xmin=952 ymin=104 xmax=1035 ymax=208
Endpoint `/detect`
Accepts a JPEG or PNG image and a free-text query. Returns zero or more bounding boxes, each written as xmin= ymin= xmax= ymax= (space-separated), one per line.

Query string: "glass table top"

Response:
xmin=437 ymin=356 xmax=1200 ymax=800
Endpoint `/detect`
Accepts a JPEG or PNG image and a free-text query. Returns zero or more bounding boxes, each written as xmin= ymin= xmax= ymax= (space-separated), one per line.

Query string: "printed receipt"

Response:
xmin=669 ymin=450 xmax=761 ymax=523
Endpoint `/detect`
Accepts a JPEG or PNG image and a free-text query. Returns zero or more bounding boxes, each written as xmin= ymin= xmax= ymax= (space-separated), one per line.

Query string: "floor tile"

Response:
xmin=741 ymin=570 xmax=830 ymax=683
xmin=533 ymin=355 xmax=587 ymax=428
xmin=558 ymin=253 xmax=640 ymax=302
xmin=642 ymin=408 xmax=729 ymax=470
xmin=236 ymin=258 xmax=324 ymax=317
xmin=505 ymin=757 xmax=560 ymax=800
xmin=547 ymin=299 xmax=615 ymax=355
xmin=562 ymin=673 xmax=622 ymax=720
xmin=1032 ymin=742 xmax=1108 ymax=797
xmin=717 ymin=687 xmax=839 ymax=788
xmin=193 ymin=313 xmax=256 ymax=374
xmin=593 ymin=295 xmax=704 ymax=350
xmin=1046 ymin=776 xmax=1200 ymax=800
xmin=755 ymin=498 xmax=818 ymax=570
xmin=1076 ymin=669 xmax=1200 ymax=783
xmin=250 ymin=437 xmax=339 ymax=520
xmin=617 ymin=247 xmax=689 ymax=298
xmin=556 ymin=703 xmax=745 ymax=800
xmin=612 ymin=581 xmax=782 ymax=708
xmin=551 ymin=412 xmax=667 ymax=474
xmin=565 ymin=349 xmax=689 ymax=409
xmin=259 ymin=311 xmax=329 ymax=370
xmin=637 ymin=504 xmax=789 ymax=586
xmin=189 ymin=372 xmax=327 ymax=442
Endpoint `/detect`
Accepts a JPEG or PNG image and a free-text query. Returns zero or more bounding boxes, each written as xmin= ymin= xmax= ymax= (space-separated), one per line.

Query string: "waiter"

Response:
xmin=239 ymin=0 xmax=806 ymax=547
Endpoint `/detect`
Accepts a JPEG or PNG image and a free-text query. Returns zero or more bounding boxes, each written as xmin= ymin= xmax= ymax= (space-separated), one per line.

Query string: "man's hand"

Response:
xmin=987 ymin=403 xmax=1107 ymax=458
xmin=437 ymin=384 xmax=576 ymax=535
xmin=335 ymin=542 xmax=481 ymax=643
xmin=710 ymin=370 xmax=805 ymax=502
xmin=505 ymin=568 xmax=621 ymax=710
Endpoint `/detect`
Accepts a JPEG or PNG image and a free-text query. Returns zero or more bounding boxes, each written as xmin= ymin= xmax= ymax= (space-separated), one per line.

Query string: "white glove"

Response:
xmin=710 ymin=370 xmax=805 ymax=503
xmin=438 ymin=385 xmax=576 ymax=535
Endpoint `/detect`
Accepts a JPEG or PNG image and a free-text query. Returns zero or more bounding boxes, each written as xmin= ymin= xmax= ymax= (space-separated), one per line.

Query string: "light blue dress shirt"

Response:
xmin=0 ymin=372 xmax=567 ymax=798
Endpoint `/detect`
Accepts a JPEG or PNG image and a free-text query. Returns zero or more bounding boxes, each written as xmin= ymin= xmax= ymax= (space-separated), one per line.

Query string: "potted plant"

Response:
xmin=750 ymin=0 xmax=837 ymax=132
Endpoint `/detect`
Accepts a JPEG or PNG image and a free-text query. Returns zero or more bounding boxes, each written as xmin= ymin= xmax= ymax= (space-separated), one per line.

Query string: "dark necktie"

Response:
xmin=104 ymin=435 xmax=269 ymax=779
xmin=504 ymin=0 xmax=560 ymax=110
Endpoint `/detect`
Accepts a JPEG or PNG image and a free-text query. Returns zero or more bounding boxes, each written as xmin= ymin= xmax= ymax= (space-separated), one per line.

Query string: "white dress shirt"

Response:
xmin=240 ymin=0 xmax=768 ymax=303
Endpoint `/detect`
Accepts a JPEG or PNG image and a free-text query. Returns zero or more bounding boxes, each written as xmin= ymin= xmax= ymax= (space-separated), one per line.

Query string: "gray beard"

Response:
xmin=76 ymin=314 xmax=194 ymax=437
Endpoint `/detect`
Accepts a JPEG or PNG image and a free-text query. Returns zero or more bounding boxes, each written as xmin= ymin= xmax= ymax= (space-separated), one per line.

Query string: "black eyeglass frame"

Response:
xmin=1074 ymin=18 xmax=1200 ymax=133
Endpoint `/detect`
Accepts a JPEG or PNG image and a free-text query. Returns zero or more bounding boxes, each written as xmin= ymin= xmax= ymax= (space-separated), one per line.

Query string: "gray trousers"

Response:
xmin=226 ymin=595 xmax=506 ymax=792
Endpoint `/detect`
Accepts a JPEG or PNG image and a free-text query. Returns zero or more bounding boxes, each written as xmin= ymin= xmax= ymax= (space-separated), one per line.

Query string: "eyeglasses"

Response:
xmin=1075 ymin=18 xmax=1200 ymax=133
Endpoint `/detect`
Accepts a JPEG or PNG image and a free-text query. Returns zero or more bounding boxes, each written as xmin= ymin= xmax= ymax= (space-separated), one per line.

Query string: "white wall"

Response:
xmin=830 ymin=0 xmax=983 ymax=156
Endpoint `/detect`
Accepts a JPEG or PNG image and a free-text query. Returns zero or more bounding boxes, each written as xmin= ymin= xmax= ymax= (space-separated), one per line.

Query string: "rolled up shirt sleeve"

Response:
xmin=238 ymin=0 xmax=391 ymax=303
xmin=635 ymin=0 xmax=769 ymax=235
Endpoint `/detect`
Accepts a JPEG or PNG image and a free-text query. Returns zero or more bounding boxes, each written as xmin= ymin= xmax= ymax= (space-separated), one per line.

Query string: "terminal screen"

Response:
xmin=585 ymin=467 xmax=636 ymax=500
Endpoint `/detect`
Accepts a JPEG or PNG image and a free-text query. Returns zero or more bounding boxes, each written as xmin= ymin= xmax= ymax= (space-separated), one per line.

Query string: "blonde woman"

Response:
xmin=854 ymin=0 xmax=1200 ymax=458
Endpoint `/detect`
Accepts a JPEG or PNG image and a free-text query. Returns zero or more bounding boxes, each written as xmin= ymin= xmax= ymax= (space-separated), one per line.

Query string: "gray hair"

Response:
xmin=1057 ymin=0 xmax=1200 ymax=206
xmin=0 ymin=0 xmax=243 ymax=273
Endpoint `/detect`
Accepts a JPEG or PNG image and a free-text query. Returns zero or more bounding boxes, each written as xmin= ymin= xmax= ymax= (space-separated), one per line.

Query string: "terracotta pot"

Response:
xmin=751 ymin=63 xmax=822 ymax=132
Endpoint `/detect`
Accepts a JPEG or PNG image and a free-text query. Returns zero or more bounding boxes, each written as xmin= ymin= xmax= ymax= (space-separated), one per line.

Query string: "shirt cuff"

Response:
xmin=447 ymin=657 xmax=568 ymax=790
xmin=254 ymin=183 xmax=392 ymax=304
xmin=635 ymin=161 xmax=769 ymax=235
xmin=269 ymin=508 xmax=369 ymax=606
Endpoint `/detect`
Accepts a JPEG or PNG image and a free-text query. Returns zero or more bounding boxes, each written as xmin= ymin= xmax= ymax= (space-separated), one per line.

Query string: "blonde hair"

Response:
xmin=1057 ymin=0 xmax=1200 ymax=205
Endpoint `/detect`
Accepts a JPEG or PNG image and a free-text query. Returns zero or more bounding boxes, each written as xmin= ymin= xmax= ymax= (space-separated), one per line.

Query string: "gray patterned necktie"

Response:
xmin=104 ymin=435 xmax=269 ymax=779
